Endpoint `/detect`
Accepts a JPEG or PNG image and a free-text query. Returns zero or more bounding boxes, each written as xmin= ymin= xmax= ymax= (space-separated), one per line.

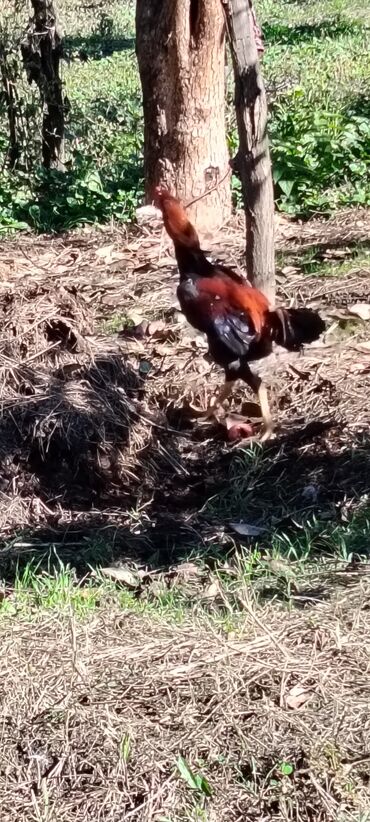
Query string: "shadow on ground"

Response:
xmin=1 ymin=345 xmax=370 ymax=586
xmin=64 ymin=34 xmax=135 ymax=62
xmin=263 ymin=18 xmax=362 ymax=47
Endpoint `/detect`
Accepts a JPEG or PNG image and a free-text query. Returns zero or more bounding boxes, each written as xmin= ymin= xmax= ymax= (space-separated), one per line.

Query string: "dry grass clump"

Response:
xmin=0 ymin=288 xmax=145 ymax=507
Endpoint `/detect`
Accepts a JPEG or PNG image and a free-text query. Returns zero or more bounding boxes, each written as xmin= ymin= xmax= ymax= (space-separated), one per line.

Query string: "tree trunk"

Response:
xmin=0 ymin=46 xmax=20 ymax=169
xmin=224 ymin=0 xmax=275 ymax=303
xmin=136 ymin=0 xmax=231 ymax=233
xmin=21 ymin=0 xmax=65 ymax=170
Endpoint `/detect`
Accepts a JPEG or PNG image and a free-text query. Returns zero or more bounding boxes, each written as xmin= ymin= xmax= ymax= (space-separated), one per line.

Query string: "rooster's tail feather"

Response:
xmin=270 ymin=307 xmax=325 ymax=350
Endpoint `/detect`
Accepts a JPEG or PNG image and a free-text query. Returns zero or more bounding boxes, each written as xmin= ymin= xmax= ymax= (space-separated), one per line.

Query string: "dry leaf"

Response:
xmin=325 ymin=321 xmax=339 ymax=336
xmin=202 ymin=580 xmax=220 ymax=600
xmin=146 ymin=580 xmax=165 ymax=598
xmin=127 ymin=310 xmax=144 ymax=326
xmin=323 ymin=248 xmax=349 ymax=259
xmin=95 ymin=245 xmax=126 ymax=264
xmin=230 ymin=521 xmax=266 ymax=536
xmin=147 ymin=320 xmax=170 ymax=340
xmin=172 ymin=562 xmax=203 ymax=581
xmin=96 ymin=244 xmax=115 ymax=260
xmin=135 ymin=204 xmax=161 ymax=225
xmin=281 ymin=265 xmax=301 ymax=276
xmin=153 ymin=343 xmax=177 ymax=356
xmin=100 ymin=566 xmax=139 ymax=588
xmin=267 ymin=558 xmax=295 ymax=577
xmin=127 ymin=321 xmax=149 ymax=339
xmin=351 ymin=362 xmax=370 ymax=374
xmin=355 ymin=342 xmax=370 ymax=352
xmin=283 ymin=683 xmax=312 ymax=710
xmin=137 ymin=568 xmax=152 ymax=581
xmin=123 ymin=319 xmax=171 ymax=342
xmin=101 ymin=292 xmax=116 ymax=306
xmin=156 ymin=257 xmax=176 ymax=268
xmin=348 ymin=303 xmax=370 ymax=321
xmin=194 ymin=335 xmax=207 ymax=349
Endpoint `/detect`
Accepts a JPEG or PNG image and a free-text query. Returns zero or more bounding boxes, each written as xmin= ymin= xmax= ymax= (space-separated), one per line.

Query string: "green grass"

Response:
xmin=227 ymin=1 xmax=369 ymax=215
xmin=276 ymin=243 xmax=370 ymax=277
xmin=101 ymin=312 xmax=136 ymax=334
xmin=0 ymin=0 xmax=369 ymax=231
xmin=0 ymin=557 xmax=183 ymax=622
xmin=2 ymin=499 xmax=369 ymax=624
xmin=242 ymin=1 xmax=370 ymax=214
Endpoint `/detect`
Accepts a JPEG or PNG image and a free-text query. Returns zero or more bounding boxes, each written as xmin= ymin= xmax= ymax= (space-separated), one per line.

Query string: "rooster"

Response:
xmin=154 ymin=187 xmax=325 ymax=439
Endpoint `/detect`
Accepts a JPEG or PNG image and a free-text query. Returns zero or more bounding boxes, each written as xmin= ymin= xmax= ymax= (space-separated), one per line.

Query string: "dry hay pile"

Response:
xmin=0 ymin=284 xmax=143 ymax=527
xmin=0 ymin=231 xmax=223 ymax=558
xmin=0 ymin=209 xmax=369 ymax=560
xmin=1 ymin=583 xmax=370 ymax=821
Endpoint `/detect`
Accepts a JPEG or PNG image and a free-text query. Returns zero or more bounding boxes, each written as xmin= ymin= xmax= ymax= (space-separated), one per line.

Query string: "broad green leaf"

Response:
xmin=176 ymin=756 xmax=212 ymax=796
xmin=177 ymin=756 xmax=199 ymax=791
xmin=278 ymin=179 xmax=295 ymax=197
xmin=195 ymin=774 xmax=213 ymax=797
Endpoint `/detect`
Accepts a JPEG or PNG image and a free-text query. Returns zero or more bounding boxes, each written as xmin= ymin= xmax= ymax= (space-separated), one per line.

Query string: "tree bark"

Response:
xmin=224 ymin=0 xmax=275 ymax=303
xmin=136 ymin=0 xmax=231 ymax=233
xmin=0 ymin=46 xmax=20 ymax=169
xmin=21 ymin=0 xmax=65 ymax=170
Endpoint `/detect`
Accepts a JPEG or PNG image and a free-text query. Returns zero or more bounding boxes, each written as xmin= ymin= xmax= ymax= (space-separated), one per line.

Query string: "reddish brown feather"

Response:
xmin=196 ymin=277 xmax=269 ymax=334
xmin=154 ymin=186 xmax=270 ymax=334
xmin=153 ymin=187 xmax=200 ymax=249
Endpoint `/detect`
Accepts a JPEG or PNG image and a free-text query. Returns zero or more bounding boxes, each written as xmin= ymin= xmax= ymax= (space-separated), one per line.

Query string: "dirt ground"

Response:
xmin=0 ymin=208 xmax=369 ymax=567
xmin=2 ymin=584 xmax=370 ymax=822
xmin=1 ymin=209 xmax=370 ymax=820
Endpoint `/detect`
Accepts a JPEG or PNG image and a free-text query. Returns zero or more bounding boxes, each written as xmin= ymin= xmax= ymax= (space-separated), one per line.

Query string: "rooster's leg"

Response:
xmin=257 ymin=383 xmax=274 ymax=441
xmin=242 ymin=368 xmax=274 ymax=440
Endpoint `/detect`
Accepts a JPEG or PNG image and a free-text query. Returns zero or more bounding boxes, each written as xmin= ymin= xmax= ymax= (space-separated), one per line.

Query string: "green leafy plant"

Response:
xmin=269 ymin=88 xmax=370 ymax=215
